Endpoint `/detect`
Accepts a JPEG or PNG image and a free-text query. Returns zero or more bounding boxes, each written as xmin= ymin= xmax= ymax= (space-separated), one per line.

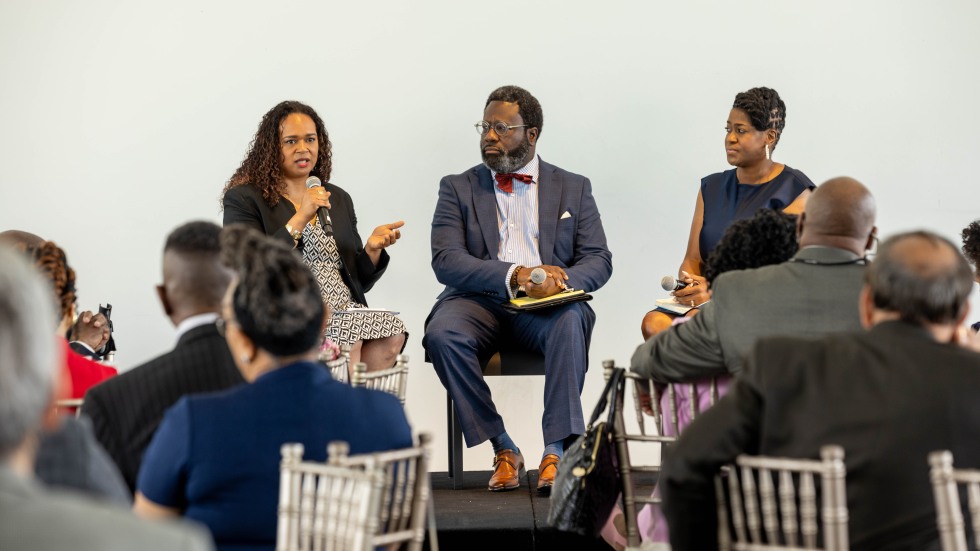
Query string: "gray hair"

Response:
xmin=0 ymin=247 xmax=58 ymax=458
xmin=866 ymin=231 xmax=974 ymax=325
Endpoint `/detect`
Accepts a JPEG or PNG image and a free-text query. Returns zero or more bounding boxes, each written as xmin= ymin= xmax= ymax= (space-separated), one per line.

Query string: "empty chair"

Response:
xmin=606 ymin=360 xmax=721 ymax=547
xmin=328 ymin=433 xmax=437 ymax=551
xmin=276 ymin=443 xmax=384 ymax=551
xmin=929 ymin=450 xmax=980 ymax=551
xmin=716 ymin=445 xmax=848 ymax=551
xmin=350 ymin=354 xmax=409 ymax=405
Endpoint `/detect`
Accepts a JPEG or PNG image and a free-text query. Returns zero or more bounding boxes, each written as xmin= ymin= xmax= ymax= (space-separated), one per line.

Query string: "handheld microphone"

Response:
xmin=661 ymin=275 xmax=687 ymax=292
xmin=530 ymin=267 xmax=547 ymax=285
xmin=305 ymin=176 xmax=333 ymax=235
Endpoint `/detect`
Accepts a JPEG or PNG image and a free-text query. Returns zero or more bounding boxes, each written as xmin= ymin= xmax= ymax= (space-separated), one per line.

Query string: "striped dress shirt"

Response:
xmin=491 ymin=155 xmax=541 ymax=298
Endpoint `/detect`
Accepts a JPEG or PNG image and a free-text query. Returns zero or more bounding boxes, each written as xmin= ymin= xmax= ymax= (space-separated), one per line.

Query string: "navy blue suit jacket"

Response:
xmin=137 ymin=361 xmax=412 ymax=551
xmin=430 ymin=160 xmax=612 ymax=306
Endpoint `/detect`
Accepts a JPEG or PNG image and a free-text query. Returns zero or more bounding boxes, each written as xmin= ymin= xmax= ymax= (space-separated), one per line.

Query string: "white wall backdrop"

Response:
xmin=2 ymin=0 xmax=979 ymax=470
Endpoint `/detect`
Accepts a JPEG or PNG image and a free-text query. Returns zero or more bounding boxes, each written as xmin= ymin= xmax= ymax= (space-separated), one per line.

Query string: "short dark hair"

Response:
xmin=220 ymin=225 xmax=324 ymax=357
xmin=164 ymin=221 xmax=230 ymax=309
xmin=866 ymin=231 xmax=974 ymax=325
xmin=704 ymin=209 xmax=799 ymax=284
xmin=961 ymin=220 xmax=980 ymax=269
xmin=486 ymin=85 xmax=544 ymax=137
xmin=165 ymin=221 xmax=222 ymax=255
xmin=732 ymin=87 xmax=786 ymax=150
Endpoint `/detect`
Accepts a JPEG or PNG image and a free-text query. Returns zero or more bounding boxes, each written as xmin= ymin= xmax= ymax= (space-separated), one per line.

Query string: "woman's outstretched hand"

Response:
xmin=365 ymin=220 xmax=405 ymax=253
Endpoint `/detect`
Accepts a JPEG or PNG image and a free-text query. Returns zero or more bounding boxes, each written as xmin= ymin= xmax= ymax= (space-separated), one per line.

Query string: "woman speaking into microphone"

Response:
xmin=222 ymin=100 xmax=407 ymax=371
xmin=641 ymin=87 xmax=815 ymax=339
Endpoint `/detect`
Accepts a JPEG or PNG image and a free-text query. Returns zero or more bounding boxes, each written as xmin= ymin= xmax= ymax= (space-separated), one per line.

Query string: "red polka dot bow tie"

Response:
xmin=494 ymin=173 xmax=534 ymax=193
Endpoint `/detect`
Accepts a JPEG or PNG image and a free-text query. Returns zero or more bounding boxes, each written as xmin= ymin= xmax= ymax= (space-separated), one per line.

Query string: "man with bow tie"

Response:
xmin=424 ymin=85 xmax=613 ymax=494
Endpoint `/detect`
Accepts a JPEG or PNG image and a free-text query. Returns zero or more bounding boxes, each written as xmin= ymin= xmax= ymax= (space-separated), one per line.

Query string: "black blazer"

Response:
xmin=662 ymin=321 xmax=980 ymax=551
xmin=81 ymin=323 xmax=244 ymax=492
xmin=222 ymin=183 xmax=388 ymax=306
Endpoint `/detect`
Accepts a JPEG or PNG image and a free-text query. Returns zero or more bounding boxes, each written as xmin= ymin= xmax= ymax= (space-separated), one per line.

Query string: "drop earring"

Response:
xmin=240 ymin=354 xmax=250 ymax=365
xmin=765 ymin=143 xmax=771 ymax=160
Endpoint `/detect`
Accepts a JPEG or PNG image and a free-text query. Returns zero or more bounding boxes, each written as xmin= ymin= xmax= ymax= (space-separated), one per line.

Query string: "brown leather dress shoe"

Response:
xmin=536 ymin=454 xmax=560 ymax=495
xmin=488 ymin=449 xmax=525 ymax=491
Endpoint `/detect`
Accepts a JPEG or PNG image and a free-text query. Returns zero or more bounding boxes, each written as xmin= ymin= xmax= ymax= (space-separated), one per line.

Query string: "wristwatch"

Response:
xmin=286 ymin=224 xmax=302 ymax=242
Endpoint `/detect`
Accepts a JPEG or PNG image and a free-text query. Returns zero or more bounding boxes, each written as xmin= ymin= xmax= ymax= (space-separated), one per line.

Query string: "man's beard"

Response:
xmin=482 ymin=136 xmax=532 ymax=174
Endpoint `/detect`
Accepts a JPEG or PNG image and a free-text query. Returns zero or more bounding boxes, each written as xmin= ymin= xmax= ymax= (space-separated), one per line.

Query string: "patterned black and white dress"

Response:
xmin=301 ymin=220 xmax=406 ymax=347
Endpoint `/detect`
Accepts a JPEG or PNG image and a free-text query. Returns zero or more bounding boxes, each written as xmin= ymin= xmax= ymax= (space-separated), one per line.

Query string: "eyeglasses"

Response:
xmin=474 ymin=121 xmax=529 ymax=137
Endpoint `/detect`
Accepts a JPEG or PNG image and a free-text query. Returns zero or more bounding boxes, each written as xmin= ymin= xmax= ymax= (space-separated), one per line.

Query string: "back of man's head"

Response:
xmin=800 ymin=177 xmax=877 ymax=252
xmin=161 ymin=221 xmax=232 ymax=322
xmin=0 ymin=247 xmax=58 ymax=460
xmin=866 ymin=231 xmax=974 ymax=326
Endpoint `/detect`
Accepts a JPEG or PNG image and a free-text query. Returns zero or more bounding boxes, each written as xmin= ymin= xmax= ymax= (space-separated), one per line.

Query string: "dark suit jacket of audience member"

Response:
xmin=223 ymin=182 xmax=387 ymax=306
xmin=35 ymin=416 xmax=130 ymax=505
xmin=632 ymin=246 xmax=866 ymax=381
xmin=662 ymin=321 xmax=980 ymax=551
xmin=82 ymin=323 xmax=243 ymax=491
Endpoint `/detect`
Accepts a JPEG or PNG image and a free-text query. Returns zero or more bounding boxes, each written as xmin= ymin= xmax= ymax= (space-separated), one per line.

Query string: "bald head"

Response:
xmin=799 ymin=177 xmax=877 ymax=253
xmin=159 ymin=222 xmax=233 ymax=325
xmin=0 ymin=230 xmax=44 ymax=254
xmin=866 ymin=231 xmax=974 ymax=326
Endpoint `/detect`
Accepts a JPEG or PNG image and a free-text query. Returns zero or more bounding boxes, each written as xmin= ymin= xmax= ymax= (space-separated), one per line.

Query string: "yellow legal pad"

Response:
xmin=505 ymin=289 xmax=592 ymax=311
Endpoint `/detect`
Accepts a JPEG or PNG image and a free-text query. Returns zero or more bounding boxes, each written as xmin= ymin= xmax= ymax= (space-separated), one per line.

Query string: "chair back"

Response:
xmin=350 ymin=354 xmax=409 ymax=405
xmin=321 ymin=343 xmax=351 ymax=384
xmin=328 ymin=433 xmax=437 ymax=551
xmin=716 ymin=445 xmax=848 ymax=551
xmin=605 ymin=360 xmax=721 ymax=547
xmin=276 ymin=443 xmax=384 ymax=551
xmin=929 ymin=449 xmax=980 ymax=551
xmin=55 ymin=398 xmax=84 ymax=418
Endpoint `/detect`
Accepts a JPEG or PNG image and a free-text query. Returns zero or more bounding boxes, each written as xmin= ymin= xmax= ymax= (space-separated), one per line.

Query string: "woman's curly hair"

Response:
xmin=732 ymin=87 xmax=786 ymax=151
xmin=220 ymin=225 xmax=324 ymax=356
xmin=961 ymin=220 xmax=980 ymax=269
xmin=704 ymin=209 xmax=799 ymax=284
xmin=31 ymin=241 xmax=76 ymax=322
xmin=223 ymin=101 xmax=333 ymax=207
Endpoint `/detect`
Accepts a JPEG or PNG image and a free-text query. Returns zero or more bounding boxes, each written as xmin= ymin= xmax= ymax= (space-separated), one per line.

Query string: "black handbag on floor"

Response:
xmin=548 ymin=366 xmax=624 ymax=536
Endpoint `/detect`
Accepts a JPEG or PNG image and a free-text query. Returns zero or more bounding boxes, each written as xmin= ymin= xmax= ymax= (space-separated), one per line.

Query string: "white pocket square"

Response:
xmin=560 ymin=211 xmax=572 ymax=219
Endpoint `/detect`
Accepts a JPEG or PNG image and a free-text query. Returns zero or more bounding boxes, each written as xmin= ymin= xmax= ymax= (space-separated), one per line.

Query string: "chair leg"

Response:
xmin=447 ymin=396 xmax=465 ymax=489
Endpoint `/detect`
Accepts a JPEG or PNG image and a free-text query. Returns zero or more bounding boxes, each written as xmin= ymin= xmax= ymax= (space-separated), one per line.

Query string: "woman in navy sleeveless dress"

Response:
xmin=641 ymin=87 xmax=815 ymax=339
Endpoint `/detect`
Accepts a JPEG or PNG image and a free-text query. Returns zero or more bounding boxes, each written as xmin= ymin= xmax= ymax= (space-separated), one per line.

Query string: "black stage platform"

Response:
xmin=425 ymin=469 xmax=615 ymax=551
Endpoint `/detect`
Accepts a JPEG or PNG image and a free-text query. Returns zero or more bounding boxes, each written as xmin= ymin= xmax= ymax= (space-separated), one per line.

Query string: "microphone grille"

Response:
xmin=660 ymin=275 xmax=677 ymax=291
xmin=530 ymin=267 xmax=547 ymax=285
xmin=305 ymin=176 xmax=322 ymax=189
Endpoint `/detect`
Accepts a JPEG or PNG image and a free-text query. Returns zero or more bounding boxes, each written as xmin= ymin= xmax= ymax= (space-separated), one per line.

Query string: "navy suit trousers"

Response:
xmin=424 ymin=295 xmax=594 ymax=448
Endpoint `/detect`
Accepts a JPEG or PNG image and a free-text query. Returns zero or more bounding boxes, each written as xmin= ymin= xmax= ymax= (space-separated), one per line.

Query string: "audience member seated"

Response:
xmin=631 ymin=177 xmax=876 ymax=383
xmin=961 ymin=219 xmax=980 ymax=332
xmin=0 ymin=237 xmax=129 ymax=502
xmin=640 ymin=86 xmax=814 ymax=339
xmin=0 ymin=230 xmax=114 ymax=360
xmin=0 ymin=248 xmax=213 ymax=550
xmin=661 ymin=230 xmax=980 ymax=550
xmin=653 ymin=208 xmax=800 ymax=431
xmin=29 ymin=239 xmax=117 ymax=398
xmin=82 ymin=221 xmax=244 ymax=492
xmin=133 ymin=225 xmax=412 ymax=551
xmin=602 ymin=208 xmax=799 ymax=548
